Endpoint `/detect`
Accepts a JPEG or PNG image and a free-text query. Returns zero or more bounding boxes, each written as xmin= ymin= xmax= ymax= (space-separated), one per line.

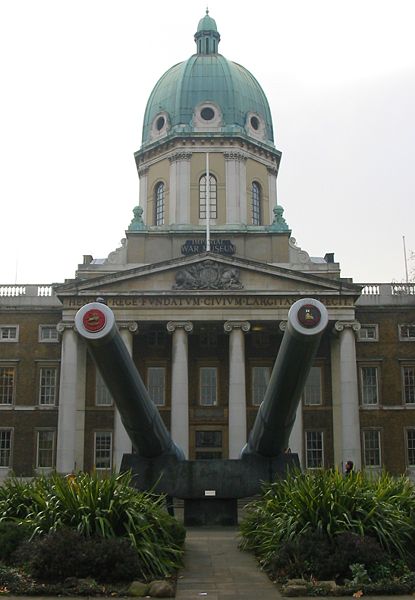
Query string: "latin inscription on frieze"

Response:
xmin=65 ymin=295 xmax=354 ymax=308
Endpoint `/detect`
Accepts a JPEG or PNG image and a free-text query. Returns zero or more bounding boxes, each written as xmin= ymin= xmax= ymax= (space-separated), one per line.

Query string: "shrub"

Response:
xmin=240 ymin=469 xmax=415 ymax=580
xmin=0 ymin=471 xmax=185 ymax=580
xmin=15 ymin=528 xmax=142 ymax=582
xmin=0 ymin=521 xmax=32 ymax=564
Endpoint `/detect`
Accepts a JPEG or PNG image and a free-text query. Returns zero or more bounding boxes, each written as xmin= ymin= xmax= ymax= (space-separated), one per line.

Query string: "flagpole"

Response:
xmin=206 ymin=152 xmax=211 ymax=252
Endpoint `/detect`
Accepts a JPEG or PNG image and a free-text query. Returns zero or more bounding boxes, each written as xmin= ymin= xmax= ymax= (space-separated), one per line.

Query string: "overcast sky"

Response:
xmin=1 ymin=0 xmax=414 ymax=284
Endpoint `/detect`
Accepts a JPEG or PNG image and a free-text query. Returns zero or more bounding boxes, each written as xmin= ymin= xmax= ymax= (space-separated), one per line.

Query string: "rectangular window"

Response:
xmin=146 ymin=330 xmax=167 ymax=348
xmin=360 ymin=366 xmax=379 ymax=406
xmin=200 ymin=330 xmax=218 ymax=348
xmin=358 ymin=324 xmax=379 ymax=342
xmin=39 ymin=367 xmax=57 ymax=405
xmin=95 ymin=370 xmax=113 ymax=406
xmin=403 ymin=366 xmax=415 ymax=404
xmin=147 ymin=367 xmax=166 ymax=406
xmin=363 ymin=429 xmax=381 ymax=467
xmin=407 ymin=429 xmax=415 ymax=467
xmin=252 ymin=366 xmax=270 ymax=406
xmin=36 ymin=430 xmax=55 ymax=468
xmin=199 ymin=367 xmax=217 ymax=406
xmin=0 ymin=326 xmax=18 ymax=342
xmin=0 ymin=430 xmax=12 ymax=467
xmin=94 ymin=432 xmax=112 ymax=470
xmin=303 ymin=366 xmax=322 ymax=406
xmin=399 ymin=324 xmax=415 ymax=341
xmin=195 ymin=430 xmax=222 ymax=459
xmin=0 ymin=367 xmax=15 ymax=405
xmin=305 ymin=431 xmax=324 ymax=469
xmin=39 ymin=325 xmax=59 ymax=342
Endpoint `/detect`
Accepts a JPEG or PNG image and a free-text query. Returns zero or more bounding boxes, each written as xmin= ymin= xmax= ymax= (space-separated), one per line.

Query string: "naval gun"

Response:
xmin=75 ymin=297 xmax=328 ymax=526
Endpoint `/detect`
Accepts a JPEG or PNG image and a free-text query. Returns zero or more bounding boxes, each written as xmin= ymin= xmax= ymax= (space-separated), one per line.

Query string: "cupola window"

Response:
xmin=199 ymin=174 xmax=217 ymax=219
xmin=252 ymin=182 xmax=261 ymax=225
xmin=154 ymin=182 xmax=165 ymax=225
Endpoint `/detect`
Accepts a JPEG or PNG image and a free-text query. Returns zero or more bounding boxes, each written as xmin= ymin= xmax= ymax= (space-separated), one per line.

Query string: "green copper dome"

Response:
xmin=141 ymin=12 xmax=275 ymax=149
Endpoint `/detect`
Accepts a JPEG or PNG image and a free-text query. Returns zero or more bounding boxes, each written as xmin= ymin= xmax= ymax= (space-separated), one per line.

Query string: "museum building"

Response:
xmin=0 ymin=12 xmax=414 ymax=480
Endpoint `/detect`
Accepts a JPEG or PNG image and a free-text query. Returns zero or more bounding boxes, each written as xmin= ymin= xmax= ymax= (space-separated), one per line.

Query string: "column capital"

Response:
xmin=166 ymin=321 xmax=193 ymax=334
xmin=137 ymin=166 xmax=149 ymax=178
xmin=334 ymin=320 xmax=361 ymax=335
xmin=56 ymin=321 xmax=74 ymax=334
xmin=118 ymin=321 xmax=139 ymax=334
xmin=279 ymin=321 xmax=287 ymax=332
xmin=224 ymin=320 xmax=251 ymax=333
xmin=169 ymin=151 xmax=192 ymax=163
xmin=224 ymin=151 xmax=247 ymax=162
xmin=267 ymin=165 xmax=279 ymax=176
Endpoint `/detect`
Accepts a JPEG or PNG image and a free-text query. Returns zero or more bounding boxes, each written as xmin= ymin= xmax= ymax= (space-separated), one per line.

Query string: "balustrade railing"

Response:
xmin=0 ymin=285 xmax=54 ymax=297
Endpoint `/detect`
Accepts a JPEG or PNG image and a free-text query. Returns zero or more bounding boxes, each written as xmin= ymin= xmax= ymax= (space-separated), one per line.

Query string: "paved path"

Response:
xmin=175 ymin=527 xmax=282 ymax=600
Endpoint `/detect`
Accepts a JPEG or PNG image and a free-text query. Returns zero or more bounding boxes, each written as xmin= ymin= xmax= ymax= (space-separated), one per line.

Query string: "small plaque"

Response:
xmin=204 ymin=490 xmax=216 ymax=497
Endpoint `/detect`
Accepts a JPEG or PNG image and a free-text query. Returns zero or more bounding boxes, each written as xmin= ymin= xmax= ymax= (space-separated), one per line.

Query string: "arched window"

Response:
xmin=199 ymin=174 xmax=217 ymax=219
xmin=252 ymin=181 xmax=261 ymax=225
xmin=154 ymin=182 xmax=164 ymax=225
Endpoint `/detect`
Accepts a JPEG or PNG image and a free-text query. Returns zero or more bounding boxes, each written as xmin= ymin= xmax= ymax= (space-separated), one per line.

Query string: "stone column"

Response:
xmin=138 ymin=166 xmax=149 ymax=225
xmin=113 ymin=322 xmax=138 ymax=471
xmin=224 ymin=152 xmax=247 ymax=224
xmin=267 ymin=166 xmax=278 ymax=225
xmin=167 ymin=321 xmax=193 ymax=458
xmin=56 ymin=323 xmax=87 ymax=473
xmin=169 ymin=152 xmax=191 ymax=224
xmin=224 ymin=321 xmax=251 ymax=459
xmin=332 ymin=321 xmax=362 ymax=470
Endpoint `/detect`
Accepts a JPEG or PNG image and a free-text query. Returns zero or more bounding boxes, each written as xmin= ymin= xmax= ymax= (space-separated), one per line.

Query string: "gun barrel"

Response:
xmin=75 ymin=302 xmax=184 ymax=460
xmin=243 ymin=298 xmax=329 ymax=458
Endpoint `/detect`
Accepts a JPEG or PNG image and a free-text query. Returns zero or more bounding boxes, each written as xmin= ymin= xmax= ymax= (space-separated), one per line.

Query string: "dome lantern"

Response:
xmin=194 ymin=8 xmax=220 ymax=55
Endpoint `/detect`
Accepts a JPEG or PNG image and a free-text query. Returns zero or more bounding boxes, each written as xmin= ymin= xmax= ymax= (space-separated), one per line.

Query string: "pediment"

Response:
xmin=56 ymin=253 xmax=360 ymax=298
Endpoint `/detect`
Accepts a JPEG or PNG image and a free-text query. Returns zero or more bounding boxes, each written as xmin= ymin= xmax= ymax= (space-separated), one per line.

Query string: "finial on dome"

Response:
xmin=206 ymin=6 xmax=209 ymax=14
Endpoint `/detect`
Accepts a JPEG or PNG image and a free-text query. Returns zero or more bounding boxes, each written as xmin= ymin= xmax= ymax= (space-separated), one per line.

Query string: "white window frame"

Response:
xmin=357 ymin=324 xmax=379 ymax=342
xmin=402 ymin=365 xmax=415 ymax=405
xmin=359 ymin=365 xmax=379 ymax=406
xmin=39 ymin=366 xmax=57 ymax=406
xmin=399 ymin=324 xmax=415 ymax=341
xmin=39 ymin=324 xmax=59 ymax=342
xmin=0 ymin=325 xmax=19 ymax=342
xmin=147 ymin=366 xmax=166 ymax=406
xmin=303 ymin=366 xmax=323 ymax=406
xmin=0 ymin=366 xmax=15 ymax=405
xmin=94 ymin=431 xmax=113 ymax=470
xmin=305 ymin=430 xmax=324 ymax=469
xmin=95 ymin=370 xmax=113 ymax=406
xmin=362 ymin=429 xmax=381 ymax=468
xmin=199 ymin=174 xmax=218 ymax=221
xmin=199 ymin=366 xmax=218 ymax=406
xmin=36 ymin=429 xmax=55 ymax=469
xmin=0 ymin=429 xmax=12 ymax=468
xmin=251 ymin=365 xmax=271 ymax=406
